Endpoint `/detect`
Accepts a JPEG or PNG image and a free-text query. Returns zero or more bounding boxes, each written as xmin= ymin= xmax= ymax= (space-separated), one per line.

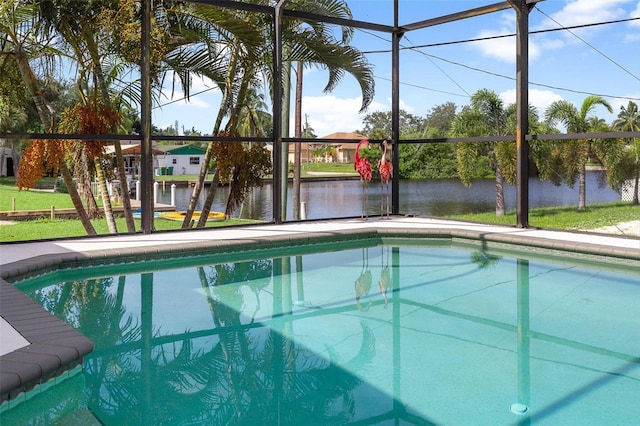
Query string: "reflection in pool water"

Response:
xmin=7 ymin=241 xmax=640 ymax=425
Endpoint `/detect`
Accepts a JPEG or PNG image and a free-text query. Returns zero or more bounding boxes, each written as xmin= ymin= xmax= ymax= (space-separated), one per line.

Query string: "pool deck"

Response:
xmin=1 ymin=216 xmax=639 ymax=402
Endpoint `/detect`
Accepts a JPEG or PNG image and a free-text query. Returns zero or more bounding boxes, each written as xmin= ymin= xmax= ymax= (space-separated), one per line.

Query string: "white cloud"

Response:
xmin=474 ymin=30 xmax=514 ymax=63
xmin=297 ymin=95 xmax=385 ymax=136
xmin=170 ymin=95 xmax=211 ymax=109
xmin=626 ymin=1 xmax=640 ymax=40
xmin=610 ymin=92 xmax=640 ymax=118
xmin=500 ymin=88 xmax=563 ymax=117
xmin=157 ymin=74 xmax=217 ymax=109
xmin=387 ymin=98 xmax=415 ymax=114
xmin=471 ymin=13 xmax=541 ymax=63
xmin=546 ymin=0 xmax=630 ymax=29
xmin=472 ymin=0 xmax=636 ymax=63
xmin=535 ymin=0 xmax=635 ymax=45
xmin=632 ymin=1 xmax=640 ymax=23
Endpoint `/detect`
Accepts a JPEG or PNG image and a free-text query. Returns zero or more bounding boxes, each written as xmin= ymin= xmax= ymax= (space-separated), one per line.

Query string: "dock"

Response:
xmin=0 ymin=202 xmax=175 ymax=221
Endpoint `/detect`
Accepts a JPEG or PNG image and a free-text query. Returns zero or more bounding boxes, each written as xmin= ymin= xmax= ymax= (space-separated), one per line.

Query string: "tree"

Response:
xmin=398 ymin=127 xmax=457 ymax=179
xmin=175 ymin=6 xmax=265 ymax=228
xmin=545 ymin=96 xmax=613 ymax=210
xmin=424 ymin=102 xmax=458 ymax=135
xmin=450 ymin=89 xmax=514 ymax=216
xmin=2 ymin=1 xmax=97 ymax=235
xmin=276 ymin=0 xmax=374 ymax=221
xmin=181 ymin=0 xmax=375 ymax=223
xmin=398 ymin=102 xmax=458 ymax=179
xmin=612 ymin=101 xmax=640 ymax=205
xmin=359 ymin=110 xmax=425 ymax=139
xmin=34 ymin=0 xmax=137 ymax=232
xmin=102 ymin=0 xmax=250 ymax=229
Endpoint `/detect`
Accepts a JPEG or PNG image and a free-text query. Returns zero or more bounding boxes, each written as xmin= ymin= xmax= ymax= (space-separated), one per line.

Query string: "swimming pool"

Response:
xmin=3 ymin=236 xmax=639 ymax=425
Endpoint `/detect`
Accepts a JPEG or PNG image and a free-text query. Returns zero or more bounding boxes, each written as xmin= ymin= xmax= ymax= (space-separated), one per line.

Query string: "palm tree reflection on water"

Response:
xmin=27 ymin=258 xmax=382 ymax=425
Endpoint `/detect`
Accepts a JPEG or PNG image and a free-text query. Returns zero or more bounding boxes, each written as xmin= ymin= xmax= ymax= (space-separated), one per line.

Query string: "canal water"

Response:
xmin=156 ymin=172 xmax=620 ymax=221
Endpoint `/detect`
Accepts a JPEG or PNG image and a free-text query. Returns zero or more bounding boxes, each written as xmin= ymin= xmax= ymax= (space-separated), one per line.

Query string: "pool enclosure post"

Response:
xmin=140 ymin=0 xmax=154 ymax=233
xmin=509 ymin=0 xmax=541 ymax=228
xmin=272 ymin=1 xmax=289 ymax=224
xmin=391 ymin=1 xmax=402 ymax=215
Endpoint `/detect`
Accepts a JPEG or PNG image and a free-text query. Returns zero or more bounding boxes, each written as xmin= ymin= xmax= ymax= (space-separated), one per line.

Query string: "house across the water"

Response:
xmin=104 ymin=142 xmax=206 ymax=177
xmin=286 ymin=132 xmax=367 ymax=164
xmin=156 ymin=144 xmax=206 ymax=176
xmin=104 ymin=141 xmax=164 ymax=178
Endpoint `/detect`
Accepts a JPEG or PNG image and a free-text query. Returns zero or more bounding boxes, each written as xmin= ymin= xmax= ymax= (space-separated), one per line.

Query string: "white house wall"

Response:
xmin=157 ymin=154 xmax=203 ymax=175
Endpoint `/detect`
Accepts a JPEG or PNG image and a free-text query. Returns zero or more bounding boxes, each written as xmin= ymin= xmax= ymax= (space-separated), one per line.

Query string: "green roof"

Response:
xmin=164 ymin=145 xmax=206 ymax=155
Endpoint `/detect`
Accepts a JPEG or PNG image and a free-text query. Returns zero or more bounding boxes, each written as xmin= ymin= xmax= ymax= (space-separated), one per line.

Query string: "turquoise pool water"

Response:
xmin=4 ymin=240 xmax=640 ymax=425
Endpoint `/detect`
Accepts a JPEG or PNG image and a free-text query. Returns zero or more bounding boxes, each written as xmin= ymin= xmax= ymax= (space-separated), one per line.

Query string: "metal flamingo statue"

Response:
xmin=354 ymin=139 xmax=372 ymax=219
xmin=378 ymin=140 xmax=393 ymax=218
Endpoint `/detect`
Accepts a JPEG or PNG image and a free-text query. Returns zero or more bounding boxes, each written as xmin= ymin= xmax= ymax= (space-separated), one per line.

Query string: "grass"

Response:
xmin=0 ymin=216 xmax=259 ymax=242
xmin=447 ymin=202 xmax=639 ymax=231
xmin=1 ymin=178 xmax=75 ymax=211
xmin=301 ymin=162 xmax=357 ymax=175
xmin=0 ymin=177 xmax=259 ymax=242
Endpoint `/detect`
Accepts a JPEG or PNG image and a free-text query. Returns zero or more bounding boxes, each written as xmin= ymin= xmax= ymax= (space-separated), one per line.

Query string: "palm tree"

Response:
xmin=612 ymin=101 xmax=640 ymax=205
xmin=2 ymin=1 xmax=97 ymax=235
xmin=451 ymin=89 xmax=514 ymax=216
xmin=182 ymin=0 xmax=374 ymax=224
xmin=545 ymin=96 xmax=613 ymax=209
xmin=236 ymin=87 xmax=272 ymax=138
xmin=175 ymin=6 xmax=265 ymax=228
xmin=277 ymin=0 xmax=375 ymax=220
xmin=34 ymin=0 xmax=132 ymax=232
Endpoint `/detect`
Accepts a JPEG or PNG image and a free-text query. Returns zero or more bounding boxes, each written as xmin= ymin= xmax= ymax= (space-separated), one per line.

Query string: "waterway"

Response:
xmin=156 ymin=171 xmax=620 ymax=221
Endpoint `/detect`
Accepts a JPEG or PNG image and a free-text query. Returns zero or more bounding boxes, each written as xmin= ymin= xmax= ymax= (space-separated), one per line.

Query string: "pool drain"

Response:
xmin=510 ymin=403 xmax=529 ymax=415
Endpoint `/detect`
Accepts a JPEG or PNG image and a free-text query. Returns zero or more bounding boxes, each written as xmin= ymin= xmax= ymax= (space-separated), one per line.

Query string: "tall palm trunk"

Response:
xmin=578 ymin=164 xmax=586 ymax=210
xmin=633 ymin=169 xmax=639 ymax=205
xmin=280 ymin=63 xmax=292 ymax=222
xmin=14 ymin=44 xmax=96 ymax=234
xmin=76 ymin=148 xmax=100 ymax=218
xmin=60 ymin=162 xmax=97 ymax=235
xmin=196 ymin=172 xmax=220 ymax=227
xmin=495 ymin=165 xmax=505 ymax=216
xmin=85 ymin=33 xmax=134 ymax=232
xmin=95 ymin=157 xmax=117 ymax=233
xmin=293 ymin=61 xmax=303 ymax=220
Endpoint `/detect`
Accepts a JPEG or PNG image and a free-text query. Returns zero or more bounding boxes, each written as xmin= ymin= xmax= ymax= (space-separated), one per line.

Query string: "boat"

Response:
xmin=158 ymin=211 xmax=226 ymax=221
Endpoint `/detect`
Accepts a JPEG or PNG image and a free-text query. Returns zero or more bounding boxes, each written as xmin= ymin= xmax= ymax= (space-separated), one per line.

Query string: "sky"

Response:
xmin=151 ymin=0 xmax=640 ymax=138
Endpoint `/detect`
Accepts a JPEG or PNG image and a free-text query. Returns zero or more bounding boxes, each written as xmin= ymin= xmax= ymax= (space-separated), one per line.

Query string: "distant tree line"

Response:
xmin=356 ymin=91 xmax=640 ymax=213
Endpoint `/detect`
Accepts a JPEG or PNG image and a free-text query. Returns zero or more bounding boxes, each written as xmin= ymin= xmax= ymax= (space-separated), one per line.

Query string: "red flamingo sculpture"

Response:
xmin=354 ymin=139 xmax=372 ymax=219
xmin=378 ymin=140 xmax=393 ymax=218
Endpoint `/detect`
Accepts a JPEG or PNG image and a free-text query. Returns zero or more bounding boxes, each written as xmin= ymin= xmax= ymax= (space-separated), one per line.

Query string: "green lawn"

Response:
xmin=0 ymin=177 xmax=259 ymax=242
xmin=0 ymin=178 xmax=75 ymax=211
xmin=301 ymin=162 xmax=357 ymax=175
xmin=0 ymin=216 xmax=259 ymax=242
xmin=447 ymin=202 xmax=639 ymax=231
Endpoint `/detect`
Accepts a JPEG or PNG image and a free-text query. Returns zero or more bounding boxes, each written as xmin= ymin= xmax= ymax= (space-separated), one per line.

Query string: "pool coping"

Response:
xmin=1 ymin=217 xmax=639 ymax=402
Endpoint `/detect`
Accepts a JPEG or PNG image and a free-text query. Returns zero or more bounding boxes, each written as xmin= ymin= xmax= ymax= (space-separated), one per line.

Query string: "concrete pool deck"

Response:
xmin=1 ymin=216 xmax=639 ymax=401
